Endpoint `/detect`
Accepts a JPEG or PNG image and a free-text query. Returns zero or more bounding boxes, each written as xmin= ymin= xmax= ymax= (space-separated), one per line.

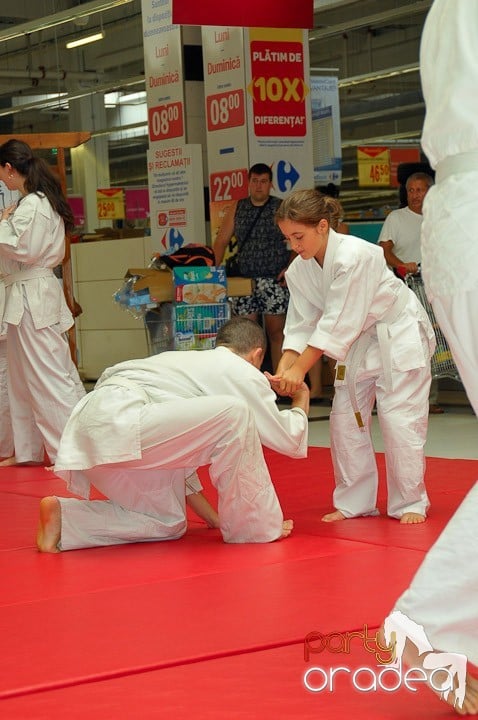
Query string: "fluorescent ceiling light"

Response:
xmin=0 ymin=75 xmax=145 ymax=118
xmin=104 ymin=91 xmax=120 ymax=107
xmin=0 ymin=0 xmax=133 ymax=43
xmin=66 ymin=31 xmax=105 ymax=49
xmin=338 ymin=64 xmax=419 ymax=89
xmin=118 ymin=91 xmax=147 ymax=104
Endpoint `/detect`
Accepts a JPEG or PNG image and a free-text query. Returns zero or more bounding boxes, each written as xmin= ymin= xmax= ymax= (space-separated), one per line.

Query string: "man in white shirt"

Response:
xmin=37 ymin=317 xmax=309 ymax=552
xmin=378 ymin=172 xmax=443 ymax=413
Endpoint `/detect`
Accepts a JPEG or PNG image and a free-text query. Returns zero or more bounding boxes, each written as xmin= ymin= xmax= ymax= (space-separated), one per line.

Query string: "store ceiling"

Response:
xmin=0 ymin=0 xmax=432 ymax=216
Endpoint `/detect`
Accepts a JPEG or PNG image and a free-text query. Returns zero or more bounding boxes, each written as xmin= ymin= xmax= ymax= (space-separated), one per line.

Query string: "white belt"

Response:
xmin=2 ymin=267 xmax=54 ymax=286
xmin=341 ymin=283 xmax=410 ymax=429
xmin=435 ymin=151 xmax=478 ymax=183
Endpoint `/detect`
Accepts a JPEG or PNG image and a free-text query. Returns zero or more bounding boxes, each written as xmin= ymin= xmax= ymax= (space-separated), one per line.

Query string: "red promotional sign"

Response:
xmin=210 ymin=168 xmax=249 ymax=203
xmin=389 ymin=147 xmax=421 ymax=187
xmin=148 ymin=102 xmax=184 ymax=142
xmin=125 ymin=188 xmax=150 ymax=220
xmin=206 ymin=89 xmax=245 ymax=132
xmin=172 ymin=0 xmax=313 ymax=29
xmin=249 ymin=40 xmax=307 ymax=137
xmin=68 ymin=196 xmax=85 ymax=227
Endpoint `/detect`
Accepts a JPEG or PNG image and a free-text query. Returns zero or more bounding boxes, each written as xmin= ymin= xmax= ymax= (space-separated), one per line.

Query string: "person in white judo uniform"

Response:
xmin=0 ymin=334 xmax=13 ymax=461
xmin=0 ymin=331 xmax=47 ymax=466
xmin=383 ymin=0 xmax=478 ymax=713
xmin=0 ymin=139 xmax=85 ymax=466
xmin=36 ymin=317 xmax=310 ymax=552
xmin=271 ymin=190 xmax=436 ymax=524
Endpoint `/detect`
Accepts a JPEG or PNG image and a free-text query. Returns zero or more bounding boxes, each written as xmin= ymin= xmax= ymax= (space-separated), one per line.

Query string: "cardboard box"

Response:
xmin=126 ymin=268 xmax=174 ymax=303
xmin=125 ymin=267 xmax=252 ymax=302
xmin=173 ymin=266 xmax=227 ymax=305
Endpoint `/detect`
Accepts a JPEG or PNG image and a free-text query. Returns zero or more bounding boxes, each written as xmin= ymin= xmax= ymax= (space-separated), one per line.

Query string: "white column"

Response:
xmin=69 ymin=94 xmax=110 ymax=233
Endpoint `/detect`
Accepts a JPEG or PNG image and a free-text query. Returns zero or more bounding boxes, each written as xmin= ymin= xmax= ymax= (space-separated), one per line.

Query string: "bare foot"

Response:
xmin=322 ymin=510 xmax=346 ymax=522
xmin=36 ymin=497 xmax=61 ymax=553
xmin=454 ymin=673 xmax=478 ymax=715
xmin=0 ymin=455 xmax=17 ymax=467
xmin=280 ymin=519 xmax=294 ymax=538
xmin=379 ymin=618 xmax=477 ymax=714
xmin=400 ymin=512 xmax=426 ymax=524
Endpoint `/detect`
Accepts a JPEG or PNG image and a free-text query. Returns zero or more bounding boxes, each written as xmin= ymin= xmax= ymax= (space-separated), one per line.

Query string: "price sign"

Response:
xmin=206 ymin=89 xmax=245 ymax=132
xmin=148 ymin=101 xmax=184 ymax=142
xmin=210 ymin=168 xmax=248 ymax=202
xmin=357 ymin=147 xmax=391 ymax=187
xmin=96 ymin=188 xmax=125 ymax=219
xmin=389 ymin=147 xmax=421 ymax=187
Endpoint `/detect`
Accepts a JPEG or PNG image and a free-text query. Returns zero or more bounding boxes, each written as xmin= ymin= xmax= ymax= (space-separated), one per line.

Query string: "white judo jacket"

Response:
xmin=55 ymin=346 xmax=309 ymax=498
xmin=0 ymin=192 xmax=73 ymax=333
xmin=284 ymin=229 xmax=435 ymax=376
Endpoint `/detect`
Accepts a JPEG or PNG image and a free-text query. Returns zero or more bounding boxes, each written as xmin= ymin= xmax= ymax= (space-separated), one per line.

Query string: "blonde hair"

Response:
xmin=275 ymin=189 xmax=344 ymax=231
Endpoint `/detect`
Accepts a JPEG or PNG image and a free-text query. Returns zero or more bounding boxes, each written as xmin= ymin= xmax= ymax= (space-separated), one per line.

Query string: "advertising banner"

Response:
xmin=68 ymin=196 xmax=86 ymax=227
xmin=173 ymin=0 xmax=313 ymax=30
xmin=125 ymin=188 xmax=150 ymax=220
xmin=389 ymin=147 xmax=421 ymax=187
xmin=147 ymin=143 xmax=205 ymax=251
xmin=202 ymin=26 xmax=249 ymax=242
xmin=141 ymin=0 xmax=185 ymax=145
xmin=244 ymin=28 xmax=314 ymax=198
xmin=142 ymin=0 xmax=206 ymax=250
xmin=310 ymin=76 xmax=342 ymax=186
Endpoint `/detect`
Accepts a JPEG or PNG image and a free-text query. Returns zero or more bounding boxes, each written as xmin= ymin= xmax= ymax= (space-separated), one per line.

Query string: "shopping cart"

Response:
xmin=402 ymin=269 xmax=460 ymax=381
xmin=144 ymin=302 xmax=231 ymax=354
xmin=144 ymin=303 xmax=175 ymax=355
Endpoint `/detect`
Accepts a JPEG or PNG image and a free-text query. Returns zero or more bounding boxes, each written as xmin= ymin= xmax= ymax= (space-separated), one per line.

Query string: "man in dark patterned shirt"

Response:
xmin=214 ymin=163 xmax=293 ymax=371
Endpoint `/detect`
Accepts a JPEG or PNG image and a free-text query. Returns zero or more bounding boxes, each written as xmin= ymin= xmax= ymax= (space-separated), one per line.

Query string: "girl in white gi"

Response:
xmin=0 ymin=334 xmax=13 ymax=461
xmin=36 ymin=318 xmax=309 ymax=552
xmin=383 ymin=1 xmax=478 ymax=713
xmin=0 ymin=139 xmax=85 ymax=466
xmin=273 ymin=190 xmax=435 ymax=524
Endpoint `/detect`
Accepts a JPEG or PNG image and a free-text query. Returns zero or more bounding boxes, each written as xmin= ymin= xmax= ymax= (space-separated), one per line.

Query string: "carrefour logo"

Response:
xmin=277 ymin=160 xmax=300 ymax=193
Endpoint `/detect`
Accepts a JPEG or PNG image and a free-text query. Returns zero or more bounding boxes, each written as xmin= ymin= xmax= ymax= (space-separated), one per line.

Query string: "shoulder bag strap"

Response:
xmin=228 ymin=198 xmax=269 ymax=253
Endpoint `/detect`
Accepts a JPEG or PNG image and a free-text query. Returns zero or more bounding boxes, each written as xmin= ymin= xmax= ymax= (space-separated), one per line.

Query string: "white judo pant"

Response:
xmin=7 ymin=306 xmax=85 ymax=464
xmin=395 ymin=481 xmax=478 ymax=667
xmin=58 ymin=395 xmax=284 ymax=550
xmin=394 ymin=288 xmax=478 ymax=665
xmin=330 ymin=342 xmax=431 ymax=519
xmin=0 ymin=337 xmax=13 ymax=458
xmin=432 ymin=291 xmax=478 ymax=417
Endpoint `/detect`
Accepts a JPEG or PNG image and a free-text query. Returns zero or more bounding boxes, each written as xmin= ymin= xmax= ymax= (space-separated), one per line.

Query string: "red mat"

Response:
xmin=0 ymin=640 xmax=456 ymax=720
xmin=0 ymin=447 xmax=475 ymax=718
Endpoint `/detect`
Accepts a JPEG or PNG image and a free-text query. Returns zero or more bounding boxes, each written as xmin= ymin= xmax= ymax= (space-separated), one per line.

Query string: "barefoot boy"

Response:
xmin=38 ymin=317 xmax=308 ymax=551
